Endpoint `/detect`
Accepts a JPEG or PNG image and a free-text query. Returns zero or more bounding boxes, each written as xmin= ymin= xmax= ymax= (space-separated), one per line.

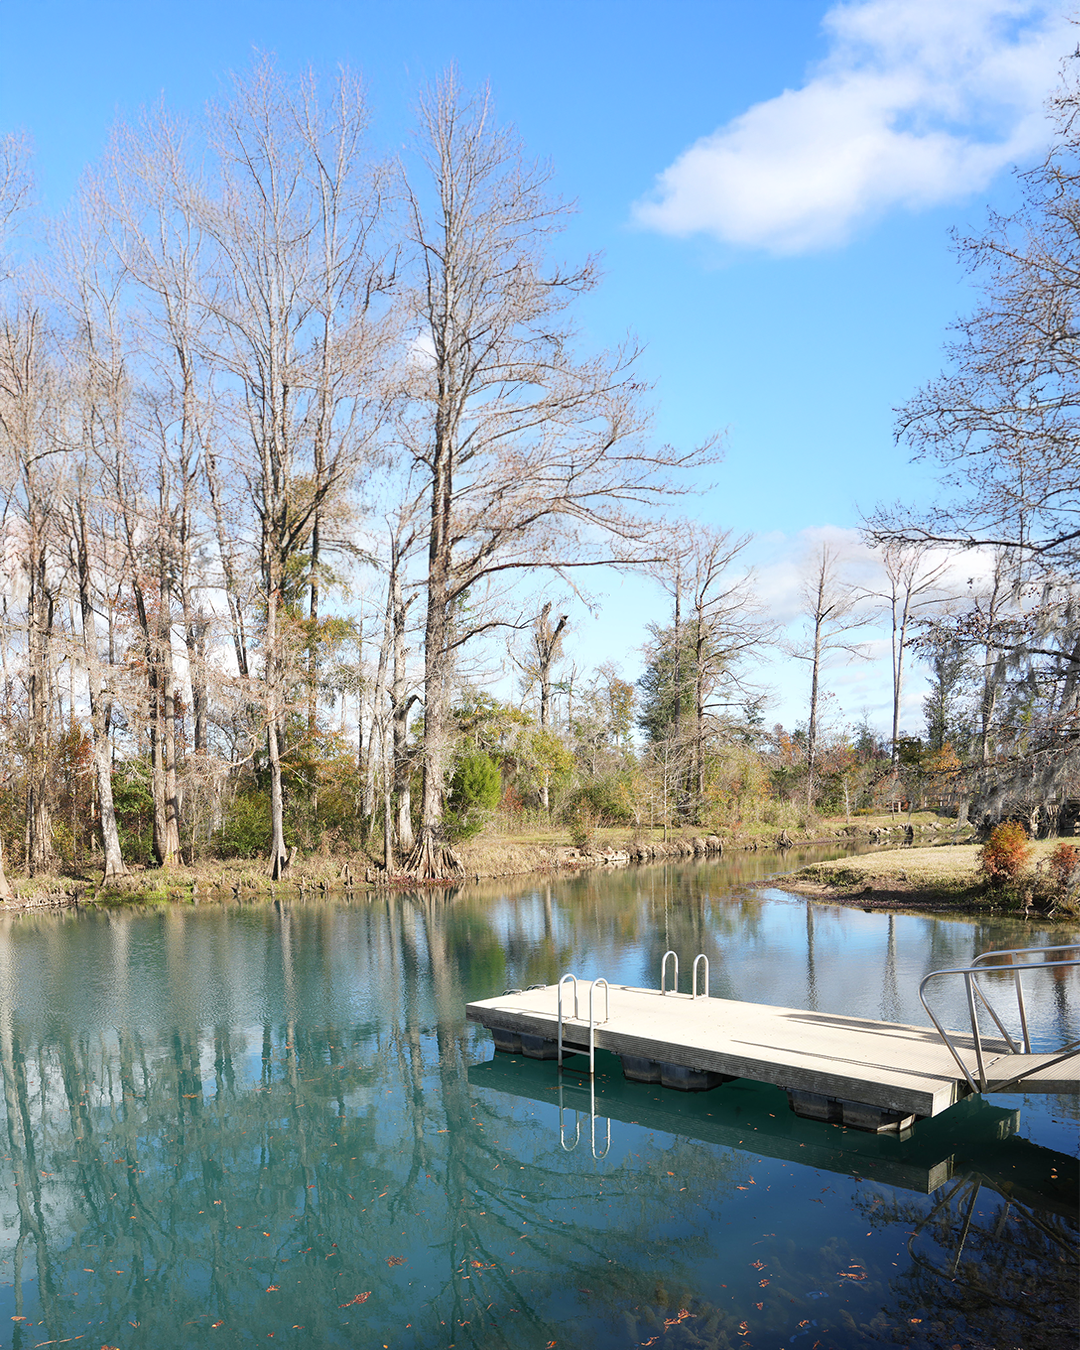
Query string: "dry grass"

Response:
xmin=794 ymin=839 xmax=1063 ymax=895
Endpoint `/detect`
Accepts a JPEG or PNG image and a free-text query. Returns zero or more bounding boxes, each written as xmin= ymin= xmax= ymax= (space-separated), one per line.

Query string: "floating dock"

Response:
xmin=468 ymin=1058 xmax=1080 ymax=1220
xmin=465 ymin=980 xmax=1079 ymax=1131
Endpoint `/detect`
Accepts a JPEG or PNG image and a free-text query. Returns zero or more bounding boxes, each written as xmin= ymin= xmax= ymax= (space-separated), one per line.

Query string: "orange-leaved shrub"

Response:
xmin=1048 ymin=842 xmax=1080 ymax=894
xmin=979 ymin=821 xmax=1032 ymax=888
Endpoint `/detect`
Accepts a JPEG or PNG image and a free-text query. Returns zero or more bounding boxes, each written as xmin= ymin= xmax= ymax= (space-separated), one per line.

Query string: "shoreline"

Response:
xmin=0 ymin=815 xmax=972 ymax=912
xmin=766 ymin=876 xmax=994 ymax=916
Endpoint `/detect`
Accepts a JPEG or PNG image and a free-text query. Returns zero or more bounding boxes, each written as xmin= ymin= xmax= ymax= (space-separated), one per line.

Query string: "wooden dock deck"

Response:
xmin=465 ymin=982 xmax=1079 ymax=1126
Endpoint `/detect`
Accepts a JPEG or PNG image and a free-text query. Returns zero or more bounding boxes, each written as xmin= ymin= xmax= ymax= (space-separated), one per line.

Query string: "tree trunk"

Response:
xmin=265 ymin=577 xmax=290 ymax=880
xmin=408 ymin=445 xmax=462 ymax=878
xmin=72 ymin=502 xmax=126 ymax=878
xmin=533 ymin=602 xmax=567 ymax=817
xmin=184 ymin=616 xmax=208 ymax=754
xmin=25 ymin=533 xmax=54 ymax=876
xmin=391 ymin=562 xmax=416 ymax=855
xmin=307 ymin=512 xmax=321 ymax=736
xmin=0 ymin=833 xmax=11 ymax=901
xmin=806 ymin=613 xmax=823 ymax=810
xmin=148 ymin=590 xmax=181 ymax=868
xmin=159 ymin=590 xmax=181 ymax=865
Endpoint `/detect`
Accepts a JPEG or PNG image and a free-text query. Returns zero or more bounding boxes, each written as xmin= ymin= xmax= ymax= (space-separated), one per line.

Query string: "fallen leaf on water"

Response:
xmin=211 ymin=1322 xmax=223 ymax=1329
xmin=266 ymin=1285 xmax=280 ymax=1292
xmin=339 ymin=1292 xmax=371 ymax=1308
xmin=387 ymin=1256 xmax=405 ymax=1267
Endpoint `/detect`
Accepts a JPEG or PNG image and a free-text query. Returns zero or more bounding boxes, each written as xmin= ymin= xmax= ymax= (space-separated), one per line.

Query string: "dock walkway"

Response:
xmin=466 ymin=982 xmax=1078 ymax=1128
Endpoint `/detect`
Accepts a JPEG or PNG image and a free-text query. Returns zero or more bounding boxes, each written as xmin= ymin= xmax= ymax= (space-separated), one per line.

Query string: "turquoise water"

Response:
xmin=0 ymin=852 xmax=1075 ymax=1349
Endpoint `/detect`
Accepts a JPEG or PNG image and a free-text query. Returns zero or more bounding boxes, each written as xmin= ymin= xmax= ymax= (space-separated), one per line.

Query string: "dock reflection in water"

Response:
xmin=0 ymin=856 xmax=1074 ymax=1349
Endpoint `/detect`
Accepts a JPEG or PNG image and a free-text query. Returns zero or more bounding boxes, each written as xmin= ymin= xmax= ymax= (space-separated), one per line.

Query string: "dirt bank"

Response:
xmin=0 ymin=816 xmax=968 ymax=908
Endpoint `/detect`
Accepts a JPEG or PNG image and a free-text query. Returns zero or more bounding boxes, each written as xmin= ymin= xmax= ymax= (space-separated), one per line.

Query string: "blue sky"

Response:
xmin=1 ymin=0 xmax=1071 ymax=735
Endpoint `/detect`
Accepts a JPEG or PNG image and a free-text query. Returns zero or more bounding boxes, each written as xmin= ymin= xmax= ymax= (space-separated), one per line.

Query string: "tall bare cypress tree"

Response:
xmin=401 ymin=72 xmax=715 ymax=876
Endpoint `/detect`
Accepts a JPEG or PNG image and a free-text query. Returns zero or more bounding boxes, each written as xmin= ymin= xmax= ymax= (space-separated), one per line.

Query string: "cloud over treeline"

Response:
xmin=635 ymin=0 xmax=1071 ymax=254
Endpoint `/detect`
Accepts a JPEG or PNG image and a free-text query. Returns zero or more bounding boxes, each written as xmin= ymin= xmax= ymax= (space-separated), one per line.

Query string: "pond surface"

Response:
xmin=0 ymin=846 xmax=1076 ymax=1350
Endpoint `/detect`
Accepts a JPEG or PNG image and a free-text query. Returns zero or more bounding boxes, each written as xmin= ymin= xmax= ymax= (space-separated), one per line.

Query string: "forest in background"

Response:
xmin=0 ymin=56 xmax=1078 ymax=888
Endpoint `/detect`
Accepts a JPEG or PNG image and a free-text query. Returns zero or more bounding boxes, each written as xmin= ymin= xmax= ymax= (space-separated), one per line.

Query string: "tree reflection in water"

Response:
xmin=0 ymin=858 xmax=1071 ymax=1348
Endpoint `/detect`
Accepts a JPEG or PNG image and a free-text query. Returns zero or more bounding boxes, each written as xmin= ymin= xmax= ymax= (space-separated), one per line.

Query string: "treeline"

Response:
xmin=863 ymin=62 xmax=1080 ymax=837
xmin=0 ymin=57 xmax=1078 ymax=887
xmin=0 ymin=61 xmax=721 ymax=885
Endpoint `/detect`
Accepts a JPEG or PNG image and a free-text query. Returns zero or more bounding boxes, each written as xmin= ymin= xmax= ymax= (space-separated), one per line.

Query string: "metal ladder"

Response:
xmin=660 ymin=949 xmax=710 ymax=997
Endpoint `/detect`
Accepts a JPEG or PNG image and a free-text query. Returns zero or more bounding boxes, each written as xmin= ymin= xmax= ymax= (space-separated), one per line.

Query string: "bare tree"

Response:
xmin=639 ymin=526 xmax=769 ymax=817
xmin=788 ymin=543 xmax=868 ymax=808
xmin=533 ymin=601 xmax=569 ymax=732
xmin=870 ymin=542 xmax=952 ymax=761
xmin=0 ymin=302 xmax=64 ymax=874
xmin=400 ymin=72 xmax=716 ymax=875
xmin=870 ymin=60 xmax=1080 ymax=577
xmin=0 ymin=133 xmax=33 ymax=266
xmin=529 ymin=600 xmax=569 ymax=813
xmin=106 ymin=61 xmax=394 ymax=877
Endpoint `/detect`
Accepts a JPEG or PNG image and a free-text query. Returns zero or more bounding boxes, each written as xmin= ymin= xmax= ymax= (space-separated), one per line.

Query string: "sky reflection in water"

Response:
xmin=0 ymin=850 xmax=1075 ymax=1350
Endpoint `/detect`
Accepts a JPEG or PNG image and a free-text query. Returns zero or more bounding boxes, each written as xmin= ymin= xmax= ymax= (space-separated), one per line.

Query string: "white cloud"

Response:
xmin=634 ymin=0 xmax=1071 ymax=254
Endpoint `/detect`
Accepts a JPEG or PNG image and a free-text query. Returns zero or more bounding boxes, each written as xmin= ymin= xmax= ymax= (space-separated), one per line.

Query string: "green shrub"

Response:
xmin=979 ymin=821 xmax=1032 ymax=888
xmin=566 ymin=777 xmax=635 ymax=828
xmin=112 ymin=763 xmax=155 ymax=866
xmin=568 ymin=802 xmax=595 ymax=850
xmin=444 ymin=752 xmax=502 ymax=841
xmin=214 ymin=791 xmax=271 ymax=858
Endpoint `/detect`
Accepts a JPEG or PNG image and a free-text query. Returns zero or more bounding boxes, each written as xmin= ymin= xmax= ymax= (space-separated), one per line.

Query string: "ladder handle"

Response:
xmin=557 ymin=974 xmax=579 ymax=1067
xmin=692 ymin=954 xmax=710 ymax=1000
xmin=557 ymin=1084 xmax=580 ymax=1152
xmin=589 ymin=978 xmax=610 ymax=1075
xmin=660 ymin=950 xmax=679 ymax=994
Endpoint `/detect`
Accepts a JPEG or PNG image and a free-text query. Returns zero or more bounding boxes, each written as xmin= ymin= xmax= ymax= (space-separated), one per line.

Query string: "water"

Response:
xmin=0 ymin=849 xmax=1075 ymax=1350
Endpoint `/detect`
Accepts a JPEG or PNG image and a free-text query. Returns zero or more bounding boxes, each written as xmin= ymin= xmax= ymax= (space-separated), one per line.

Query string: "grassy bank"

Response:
xmin=780 ymin=839 xmax=1076 ymax=917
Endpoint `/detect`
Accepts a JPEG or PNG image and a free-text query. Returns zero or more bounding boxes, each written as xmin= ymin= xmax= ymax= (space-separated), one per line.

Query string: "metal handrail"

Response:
xmin=970 ymin=944 xmax=1080 ymax=1054
xmin=558 ymin=973 xmax=609 ymax=1072
xmin=692 ymin=953 xmax=710 ymax=1000
xmin=556 ymin=972 xmax=583 ymax=1063
xmin=587 ymin=978 xmax=610 ymax=1075
xmin=660 ymin=950 xmax=678 ymax=994
xmin=919 ymin=945 xmax=1080 ymax=1092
